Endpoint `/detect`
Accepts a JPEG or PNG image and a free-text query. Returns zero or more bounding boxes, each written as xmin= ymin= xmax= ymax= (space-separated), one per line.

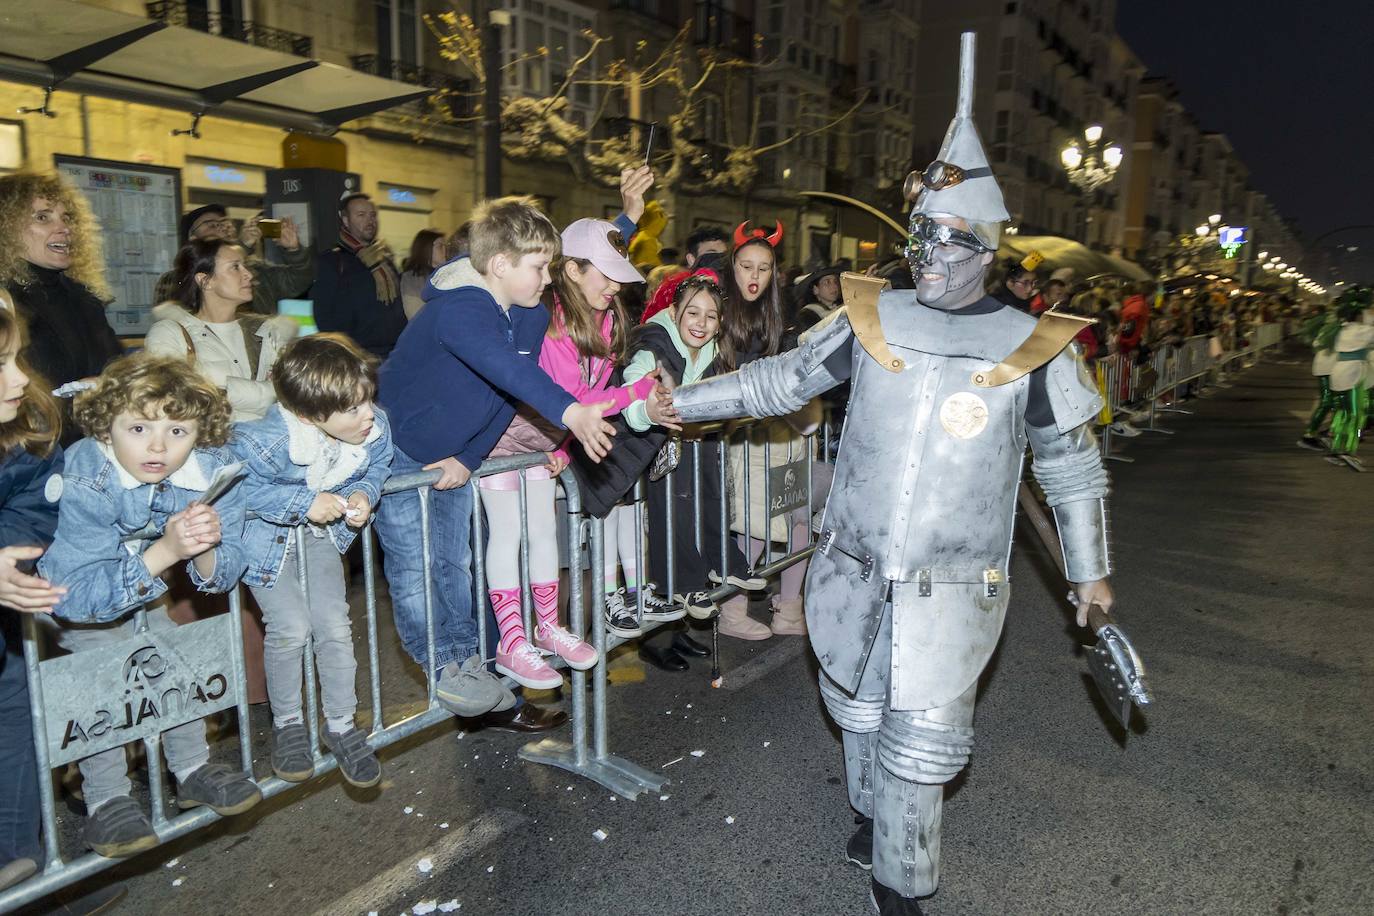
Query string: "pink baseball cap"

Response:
xmin=560 ymin=218 xmax=644 ymax=284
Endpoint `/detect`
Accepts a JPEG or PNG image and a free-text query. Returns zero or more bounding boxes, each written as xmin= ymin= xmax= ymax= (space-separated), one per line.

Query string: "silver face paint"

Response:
xmin=914 ymin=242 xmax=988 ymax=311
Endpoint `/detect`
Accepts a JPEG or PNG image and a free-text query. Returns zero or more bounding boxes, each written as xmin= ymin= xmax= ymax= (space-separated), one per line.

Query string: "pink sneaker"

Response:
xmin=495 ymin=642 xmax=564 ymax=689
xmin=533 ymin=623 xmax=599 ymax=671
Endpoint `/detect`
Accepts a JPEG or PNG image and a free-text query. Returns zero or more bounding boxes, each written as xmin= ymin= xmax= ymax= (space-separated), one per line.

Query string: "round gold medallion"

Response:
xmin=939 ymin=391 xmax=990 ymax=440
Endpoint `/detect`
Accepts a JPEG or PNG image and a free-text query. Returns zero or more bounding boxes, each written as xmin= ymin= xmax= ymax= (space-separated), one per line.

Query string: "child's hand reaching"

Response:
xmin=307 ymin=492 xmax=347 ymax=525
xmin=646 ymin=369 xmax=682 ymax=430
xmin=345 ymin=491 xmax=372 ymax=528
xmin=562 ymin=401 xmax=616 ymax=462
xmin=0 ymin=546 xmax=66 ymax=613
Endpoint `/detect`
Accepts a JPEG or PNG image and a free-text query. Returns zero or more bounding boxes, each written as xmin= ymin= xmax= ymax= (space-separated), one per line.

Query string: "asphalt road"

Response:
xmin=22 ymin=350 xmax=1372 ymax=916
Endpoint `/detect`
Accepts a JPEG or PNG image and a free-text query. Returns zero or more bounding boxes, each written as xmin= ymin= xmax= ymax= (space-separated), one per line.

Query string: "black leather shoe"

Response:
xmin=638 ymin=644 xmax=689 ymax=671
xmin=671 ymin=631 xmax=710 ymax=657
xmin=472 ymin=702 xmax=568 ymax=733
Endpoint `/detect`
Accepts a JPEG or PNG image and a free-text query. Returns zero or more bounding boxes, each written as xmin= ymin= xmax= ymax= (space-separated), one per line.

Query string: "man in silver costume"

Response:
xmin=671 ymin=33 xmax=1115 ymax=914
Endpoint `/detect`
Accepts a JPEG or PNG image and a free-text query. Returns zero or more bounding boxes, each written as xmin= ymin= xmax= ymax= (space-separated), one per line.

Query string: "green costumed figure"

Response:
xmin=1325 ymin=286 xmax=1373 ymax=468
xmin=1298 ymin=307 xmax=1342 ymax=450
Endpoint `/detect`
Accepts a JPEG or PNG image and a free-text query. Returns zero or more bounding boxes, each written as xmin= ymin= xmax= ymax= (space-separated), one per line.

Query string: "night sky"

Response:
xmin=1117 ymin=2 xmax=1374 ymax=285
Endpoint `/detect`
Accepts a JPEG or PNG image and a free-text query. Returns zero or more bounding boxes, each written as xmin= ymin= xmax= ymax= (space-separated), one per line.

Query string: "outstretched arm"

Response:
xmin=674 ymin=310 xmax=855 ymax=423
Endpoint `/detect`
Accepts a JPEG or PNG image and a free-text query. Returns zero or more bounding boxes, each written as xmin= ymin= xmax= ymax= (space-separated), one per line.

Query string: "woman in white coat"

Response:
xmin=144 ymin=238 xmax=299 ymax=421
xmin=143 ymin=237 xmax=299 ymax=704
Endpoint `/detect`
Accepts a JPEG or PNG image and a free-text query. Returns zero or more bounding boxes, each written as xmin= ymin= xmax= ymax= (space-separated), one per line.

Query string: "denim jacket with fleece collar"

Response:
xmin=36 ymin=437 xmax=248 ymax=623
xmin=230 ymin=404 xmax=393 ymax=589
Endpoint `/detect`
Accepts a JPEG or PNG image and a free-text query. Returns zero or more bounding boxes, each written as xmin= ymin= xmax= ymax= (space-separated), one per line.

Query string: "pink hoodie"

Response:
xmin=537 ymin=297 xmax=656 ymax=461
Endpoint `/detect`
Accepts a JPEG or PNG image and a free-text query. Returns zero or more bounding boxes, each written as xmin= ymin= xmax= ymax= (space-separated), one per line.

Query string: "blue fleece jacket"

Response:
xmin=378 ymin=258 xmax=575 ymax=469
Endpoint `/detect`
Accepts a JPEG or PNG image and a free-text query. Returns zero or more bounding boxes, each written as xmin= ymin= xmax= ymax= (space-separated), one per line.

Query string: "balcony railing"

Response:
xmin=349 ymin=55 xmax=475 ymax=119
xmin=146 ymin=1 xmax=312 ymax=57
xmin=694 ymin=3 xmax=755 ymax=59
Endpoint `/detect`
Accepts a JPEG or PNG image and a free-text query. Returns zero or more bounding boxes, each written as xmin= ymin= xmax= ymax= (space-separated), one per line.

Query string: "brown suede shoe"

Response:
xmin=472 ymin=702 xmax=569 ymax=733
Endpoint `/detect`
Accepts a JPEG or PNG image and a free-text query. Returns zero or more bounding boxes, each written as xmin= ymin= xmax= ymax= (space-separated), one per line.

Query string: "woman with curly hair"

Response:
xmin=0 ymin=173 xmax=122 ymax=443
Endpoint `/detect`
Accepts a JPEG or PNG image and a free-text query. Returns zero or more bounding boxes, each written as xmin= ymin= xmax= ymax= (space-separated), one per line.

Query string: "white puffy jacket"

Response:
xmin=144 ymin=303 xmax=299 ymax=421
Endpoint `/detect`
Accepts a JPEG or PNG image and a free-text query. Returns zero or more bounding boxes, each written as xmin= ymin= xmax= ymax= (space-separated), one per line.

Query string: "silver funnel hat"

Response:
xmin=906 ymin=32 xmax=1009 ymax=250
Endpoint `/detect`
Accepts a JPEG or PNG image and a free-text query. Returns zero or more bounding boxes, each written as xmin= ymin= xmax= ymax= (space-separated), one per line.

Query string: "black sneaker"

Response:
xmin=323 ymin=726 xmax=382 ymax=788
xmin=870 ymin=877 xmax=924 ymax=915
xmin=176 ymin=763 xmax=262 ymax=816
xmin=1296 ymin=435 xmax=1325 ymax=451
xmin=638 ymin=586 xmax=687 ymax=622
xmin=846 ymin=816 xmax=874 ymax=870
xmin=604 ymin=589 xmax=643 ymax=637
xmin=85 ymin=796 xmax=157 ymax=858
xmin=678 ymin=591 xmax=719 ymax=621
xmin=271 ymin=723 xmax=314 ymax=782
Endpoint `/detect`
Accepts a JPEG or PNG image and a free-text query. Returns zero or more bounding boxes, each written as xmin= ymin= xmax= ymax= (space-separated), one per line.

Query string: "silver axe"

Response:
xmin=1016 ymin=483 xmax=1152 ymax=727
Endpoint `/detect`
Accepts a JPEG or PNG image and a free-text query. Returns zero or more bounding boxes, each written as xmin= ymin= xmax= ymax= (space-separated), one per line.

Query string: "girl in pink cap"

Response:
xmin=477 ymin=218 xmax=678 ymax=688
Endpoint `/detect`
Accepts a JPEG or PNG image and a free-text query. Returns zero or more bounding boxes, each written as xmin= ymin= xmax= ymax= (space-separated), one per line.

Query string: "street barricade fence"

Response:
xmin=1095 ymin=322 xmax=1286 ymax=463
xmin=2 ymin=415 xmax=829 ymax=913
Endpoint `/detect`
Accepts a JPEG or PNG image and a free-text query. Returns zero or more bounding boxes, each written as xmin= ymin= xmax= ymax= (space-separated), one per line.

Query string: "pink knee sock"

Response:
xmin=532 ymin=580 xmax=559 ymax=634
xmin=492 ymin=587 xmax=526 ymax=654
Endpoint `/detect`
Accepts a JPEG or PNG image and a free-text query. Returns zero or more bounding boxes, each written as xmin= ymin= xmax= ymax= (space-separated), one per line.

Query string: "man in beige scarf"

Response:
xmin=311 ymin=192 xmax=408 ymax=359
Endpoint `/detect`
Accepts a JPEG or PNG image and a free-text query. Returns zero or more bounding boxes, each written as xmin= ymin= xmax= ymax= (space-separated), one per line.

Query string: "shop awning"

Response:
xmin=999 ymin=235 xmax=1152 ymax=282
xmin=0 ymin=0 xmax=431 ymax=133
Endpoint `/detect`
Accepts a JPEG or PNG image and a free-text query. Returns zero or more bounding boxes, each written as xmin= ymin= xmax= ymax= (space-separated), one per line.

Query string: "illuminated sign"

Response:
xmin=387 ymin=187 xmax=418 ymax=204
xmin=1219 ymin=225 xmax=1247 ymax=258
xmin=205 ymin=165 xmax=246 ymax=185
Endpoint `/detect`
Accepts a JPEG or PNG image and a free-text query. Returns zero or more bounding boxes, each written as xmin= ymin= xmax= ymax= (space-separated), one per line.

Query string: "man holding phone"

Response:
xmin=155 ymin=204 xmax=316 ymax=314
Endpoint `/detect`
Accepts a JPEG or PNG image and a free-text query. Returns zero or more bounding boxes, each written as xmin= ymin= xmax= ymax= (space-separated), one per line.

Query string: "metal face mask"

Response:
xmin=906 ymin=216 xmax=992 ymax=310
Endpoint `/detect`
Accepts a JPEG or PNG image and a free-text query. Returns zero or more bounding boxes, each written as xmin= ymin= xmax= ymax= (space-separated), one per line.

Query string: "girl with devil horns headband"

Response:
xmin=718 ymin=220 xmax=787 ymax=371
xmin=713 ymin=220 xmax=834 ymax=642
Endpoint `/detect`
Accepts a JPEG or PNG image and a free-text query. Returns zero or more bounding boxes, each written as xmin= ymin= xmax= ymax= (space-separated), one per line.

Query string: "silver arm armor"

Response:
xmin=1028 ymin=422 xmax=1111 ymax=582
xmin=674 ymin=309 xmax=855 ymax=423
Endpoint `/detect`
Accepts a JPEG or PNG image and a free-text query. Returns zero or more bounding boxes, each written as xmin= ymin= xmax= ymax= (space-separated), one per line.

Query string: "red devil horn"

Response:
xmin=733 ymin=220 xmax=754 ymax=249
xmin=766 ymin=220 xmax=784 ymax=248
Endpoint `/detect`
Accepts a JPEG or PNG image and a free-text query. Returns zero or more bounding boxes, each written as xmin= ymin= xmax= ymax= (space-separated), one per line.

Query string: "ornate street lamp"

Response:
xmin=1060 ymin=124 xmax=1124 ymax=192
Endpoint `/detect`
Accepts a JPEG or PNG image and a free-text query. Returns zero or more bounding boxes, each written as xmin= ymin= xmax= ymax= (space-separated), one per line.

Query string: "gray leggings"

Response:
xmin=44 ymin=607 xmax=209 ymax=812
xmin=249 ymin=532 xmax=358 ymax=727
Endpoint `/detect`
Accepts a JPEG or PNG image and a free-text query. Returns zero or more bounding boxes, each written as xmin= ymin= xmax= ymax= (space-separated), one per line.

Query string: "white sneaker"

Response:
xmin=1110 ymin=421 xmax=1142 ymax=438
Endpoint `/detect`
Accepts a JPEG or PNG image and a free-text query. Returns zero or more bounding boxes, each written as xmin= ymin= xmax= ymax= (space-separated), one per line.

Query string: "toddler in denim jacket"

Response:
xmin=37 ymin=353 xmax=260 ymax=858
xmin=231 ymin=334 xmax=392 ymax=789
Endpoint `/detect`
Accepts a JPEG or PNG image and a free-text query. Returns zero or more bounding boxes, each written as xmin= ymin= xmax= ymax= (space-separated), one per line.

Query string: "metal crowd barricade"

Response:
xmin=1094 ymin=323 xmax=1287 ymax=463
xmin=2 ymin=409 xmax=841 ymax=911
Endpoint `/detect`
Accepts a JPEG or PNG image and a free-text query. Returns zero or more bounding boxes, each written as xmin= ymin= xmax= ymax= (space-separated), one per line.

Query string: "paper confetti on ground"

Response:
xmin=413 ymin=901 xmax=438 ymax=915
xmin=690 ymin=749 xmax=706 ymax=758
xmin=438 ymin=902 xmax=461 ymax=913
xmin=661 ymin=757 xmax=684 ymax=768
xmin=659 ymin=794 xmax=671 ymax=801
xmin=592 ymin=829 xmax=609 ymax=841
xmin=164 ymin=858 xmax=179 ymax=868
xmin=439 ymin=823 xmax=449 ymax=829
xmin=172 ymin=878 xmax=184 ymax=887
xmin=486 ymin=866 xmax=494 ymax=874
xmin=725 ymin=816 xmax=736 ymax=824
xmin=763 ymin=741 xmax=771 ymax=747
xmin=404 ymin=806 xmax=415 ymax=815
xmin=416 ymin=858 xmax=434 ymax=874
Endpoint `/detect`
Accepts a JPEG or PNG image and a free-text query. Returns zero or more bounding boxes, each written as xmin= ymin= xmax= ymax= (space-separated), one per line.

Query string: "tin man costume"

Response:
xmin=672 ymin=33 xmax=1114 ymax=913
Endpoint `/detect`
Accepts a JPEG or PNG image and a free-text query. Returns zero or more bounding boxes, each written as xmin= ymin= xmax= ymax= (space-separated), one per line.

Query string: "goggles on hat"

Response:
xmin=905 ymin=215 xmax=992 ymax=266
xmin=903 ymin=160 xmax=994 ymax=201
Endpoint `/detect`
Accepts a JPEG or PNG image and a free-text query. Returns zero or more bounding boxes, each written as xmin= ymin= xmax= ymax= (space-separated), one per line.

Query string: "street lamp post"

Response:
xmin=1060 ymin=124 xmax=1123 ymax=246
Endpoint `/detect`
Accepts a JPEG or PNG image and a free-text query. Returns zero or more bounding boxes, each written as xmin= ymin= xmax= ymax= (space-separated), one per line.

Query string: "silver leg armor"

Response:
xmin=818 ymin=671 xmax=885 ymax=818
xmin=873 ymin=684 xmax=976 ymax=899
